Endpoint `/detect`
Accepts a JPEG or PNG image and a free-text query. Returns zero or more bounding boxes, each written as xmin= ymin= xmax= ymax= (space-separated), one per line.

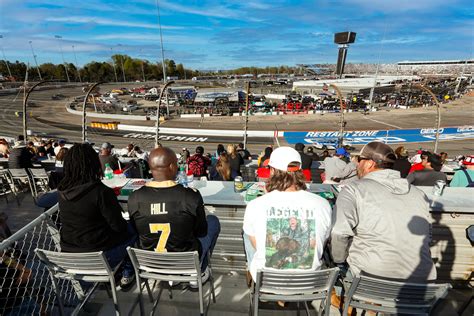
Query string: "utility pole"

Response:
xmin=155 ymin=0 xmax=167 ymax=83
xmin=110 ymin=47 xmax=118 ymax=83
xmin=55 ymin=35 xmax=70 ymax=82
xmin=139 ymin=49 xmax=146 ymax=82
xmin=369 ymin=26 xmax=386 ymax=109
xmin=0 ymin=35 xmax=12 ymax=78
xmin=28 ymin=41 xmax=42 ymax=80
xmin=71 ymin=45 xmax=82 ymax=82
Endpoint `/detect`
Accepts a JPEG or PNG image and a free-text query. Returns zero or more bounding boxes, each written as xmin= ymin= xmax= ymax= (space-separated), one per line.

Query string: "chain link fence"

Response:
xmin=0 ymin=205 xmax=81 ymax=316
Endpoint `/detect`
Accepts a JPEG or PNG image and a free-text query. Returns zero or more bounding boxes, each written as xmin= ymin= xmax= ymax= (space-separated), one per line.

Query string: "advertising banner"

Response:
xmin=283 ymin=126 xmax=474 ymax=146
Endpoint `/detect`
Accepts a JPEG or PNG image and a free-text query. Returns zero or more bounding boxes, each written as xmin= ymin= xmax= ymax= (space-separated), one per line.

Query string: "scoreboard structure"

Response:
xmin=334 ymin=32 xmax=357 ymax=78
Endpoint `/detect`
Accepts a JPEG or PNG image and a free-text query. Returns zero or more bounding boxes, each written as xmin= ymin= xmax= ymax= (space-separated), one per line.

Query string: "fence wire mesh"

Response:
xmin=0 ymin=205 xmax=80 ymax=316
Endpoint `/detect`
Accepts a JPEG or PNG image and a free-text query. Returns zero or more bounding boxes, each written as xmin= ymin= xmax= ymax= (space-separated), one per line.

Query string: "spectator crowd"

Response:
xmin=1 ymin=135 xmax=473 ymax=314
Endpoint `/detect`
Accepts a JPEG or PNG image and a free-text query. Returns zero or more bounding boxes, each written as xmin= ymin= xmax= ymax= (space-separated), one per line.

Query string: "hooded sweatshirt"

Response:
xmin=331 ymin=169 xmax=436 ymax=281
xmin=59 ymin=181 xmax=130 ymax=252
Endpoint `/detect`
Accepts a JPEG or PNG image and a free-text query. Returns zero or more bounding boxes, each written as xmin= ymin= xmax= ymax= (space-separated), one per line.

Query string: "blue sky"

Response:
xmin=0 ymin=0 xmax=472 ymax=69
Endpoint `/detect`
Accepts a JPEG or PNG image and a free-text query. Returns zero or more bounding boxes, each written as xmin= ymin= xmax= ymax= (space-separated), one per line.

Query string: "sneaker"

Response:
xmin=189 ymin=267 xmax=210 ymax=289
xmin=119 ymin=274 xmax=136 ymax=292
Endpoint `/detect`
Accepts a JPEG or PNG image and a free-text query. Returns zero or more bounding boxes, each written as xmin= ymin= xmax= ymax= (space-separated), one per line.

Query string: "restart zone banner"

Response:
xmin=283 ymin=125 xmax=474 ymax=146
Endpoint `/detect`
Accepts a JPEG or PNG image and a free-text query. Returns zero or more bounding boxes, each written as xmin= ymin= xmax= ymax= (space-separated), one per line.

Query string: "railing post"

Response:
xmin=243 ymin=82 xmax=250 ymax=148
xmin=329 ymin=83 xmax=345 ymax=147
xmin=23 ymin=80 xmax=57 ymax=141
xmin=155 ymin=80 xmax=174 ymax=147
xmin=415 ymin=84 xmax=441 ymax=153
xmin=82 ymin=82 xmax=104 ymax=143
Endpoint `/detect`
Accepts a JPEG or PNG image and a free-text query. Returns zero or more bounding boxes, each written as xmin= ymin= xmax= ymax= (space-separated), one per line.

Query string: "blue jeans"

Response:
xmin=104 ymin=223 xmax=137 ymax=278
xmin=198 ymin=215 xmax=221 ymax=272
xmin=36 ymin=190 xmax=59 ymax=209
xmin=243 ymin=233 xmax=255 ymax=268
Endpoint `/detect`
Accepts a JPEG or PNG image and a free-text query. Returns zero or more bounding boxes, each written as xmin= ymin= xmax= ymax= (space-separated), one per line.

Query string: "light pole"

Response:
xmin=155 ymin=0 xmax=167 ymax=83
xmin=0 ymin=35 xmax=12 ymax=78
xmin=139 ymin=49 xmax=146 ymax=82
xmin=55 ymin=35 xmax=70 ymax=82
xmin=117 ymin=44 xmax=127 ymax=82
xmin=110 ymin=47 xmax=118 ymax=83
xmin=155 ymin=80 xmax=174 ymax=147
xmin=28 ymin=41 xmax=42 ymax=80
xmin=71 ymin=45 xmax=82 ymax=83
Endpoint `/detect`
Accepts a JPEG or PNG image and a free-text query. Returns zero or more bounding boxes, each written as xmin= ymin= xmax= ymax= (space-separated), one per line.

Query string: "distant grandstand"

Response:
xmin=297 ymin=64 xmax=332 ymax=76
xmin=397 ymin=59 xmax=473 ymax=74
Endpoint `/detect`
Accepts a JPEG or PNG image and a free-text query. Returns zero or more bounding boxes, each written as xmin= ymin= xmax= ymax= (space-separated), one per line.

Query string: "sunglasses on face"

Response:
xmin=357 ymin=156 xmax=370 ymax=163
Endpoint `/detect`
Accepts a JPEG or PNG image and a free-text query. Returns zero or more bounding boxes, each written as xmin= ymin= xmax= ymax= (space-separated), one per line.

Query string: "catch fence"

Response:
xmin=0 ymin=205 xmax=81 ymax=316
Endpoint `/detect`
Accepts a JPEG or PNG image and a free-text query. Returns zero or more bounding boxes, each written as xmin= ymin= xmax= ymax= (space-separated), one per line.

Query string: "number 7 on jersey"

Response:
xmin=149 ymin=223 xmax=171 ymax=252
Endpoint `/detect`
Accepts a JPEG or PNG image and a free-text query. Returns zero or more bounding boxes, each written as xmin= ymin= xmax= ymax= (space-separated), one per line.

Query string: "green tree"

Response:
xmin=165 ymin=59 xmax=176 ymax=77
xmin=176 ymin=63 xmax=185 ymax=79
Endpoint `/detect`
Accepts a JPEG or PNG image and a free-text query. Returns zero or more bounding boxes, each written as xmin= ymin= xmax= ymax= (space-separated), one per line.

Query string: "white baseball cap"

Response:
xmin=268 ymin=147 xmax=302 ymax=172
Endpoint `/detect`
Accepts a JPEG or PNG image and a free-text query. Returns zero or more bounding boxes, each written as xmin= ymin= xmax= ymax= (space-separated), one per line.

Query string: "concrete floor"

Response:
xmin=82 ymin=272 xmax=472 ymax=316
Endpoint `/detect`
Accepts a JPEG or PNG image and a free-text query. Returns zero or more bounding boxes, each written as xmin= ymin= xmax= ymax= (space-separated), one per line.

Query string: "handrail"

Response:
xmin=0 ymin=203 xmax=58 ymax=249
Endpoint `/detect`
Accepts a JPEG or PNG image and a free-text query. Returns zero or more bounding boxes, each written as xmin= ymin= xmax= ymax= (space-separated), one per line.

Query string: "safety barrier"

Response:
xmin=0 ymin=205 xmax=80 ymax=316
xmin=90 ymin=121 xmax=120 ymax=130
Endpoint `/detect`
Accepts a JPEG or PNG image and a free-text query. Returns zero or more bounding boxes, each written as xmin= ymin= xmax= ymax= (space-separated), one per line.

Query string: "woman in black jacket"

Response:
xmin=58 ymin=143 xmax=137 ymax=290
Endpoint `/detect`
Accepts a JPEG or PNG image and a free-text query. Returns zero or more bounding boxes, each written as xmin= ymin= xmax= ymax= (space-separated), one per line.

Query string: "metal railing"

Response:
xmin=0 ymin=205 xmax=80 ymax=316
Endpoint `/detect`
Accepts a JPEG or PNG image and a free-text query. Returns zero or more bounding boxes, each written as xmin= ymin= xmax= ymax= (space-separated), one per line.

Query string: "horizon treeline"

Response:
xmin=0 ymin=55 xmax=307 ymax=82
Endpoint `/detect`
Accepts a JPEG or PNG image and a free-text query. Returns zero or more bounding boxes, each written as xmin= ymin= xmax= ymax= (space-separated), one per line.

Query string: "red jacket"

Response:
xmin=409 ymin=163 xmax=424 ymax=174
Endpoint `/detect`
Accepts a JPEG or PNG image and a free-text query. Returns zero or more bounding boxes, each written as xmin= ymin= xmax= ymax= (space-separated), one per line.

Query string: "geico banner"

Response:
xmin=283 ymin=126 xmax=474 ymax=145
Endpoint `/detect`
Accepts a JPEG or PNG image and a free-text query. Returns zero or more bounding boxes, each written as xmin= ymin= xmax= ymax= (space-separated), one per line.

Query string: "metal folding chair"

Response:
xmin=0 ymin=169 xmax=13 ymax=203
xmin=28 ymin=168 xmax=51 ymax=201
xmin=343 ymin=274 xmax=452 ymax=316
xmin=250 ymin=267 xmax=339 ymax=316
xmin=35 ymin=248 xmax=122 ymax=316
xmin=6 ymin=168 xmax=32 ymax=205
xmin=127 ymin=247 xmax=216 ymax=316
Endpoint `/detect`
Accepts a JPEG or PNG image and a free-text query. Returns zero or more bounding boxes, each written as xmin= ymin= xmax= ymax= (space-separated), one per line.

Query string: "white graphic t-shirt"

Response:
xmin=243 ymin=190 xmax=332 ymax=280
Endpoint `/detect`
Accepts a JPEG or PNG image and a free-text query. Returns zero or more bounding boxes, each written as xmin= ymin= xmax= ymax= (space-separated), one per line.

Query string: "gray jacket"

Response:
xmin=331 ymin=169 xmax=436 ymax=281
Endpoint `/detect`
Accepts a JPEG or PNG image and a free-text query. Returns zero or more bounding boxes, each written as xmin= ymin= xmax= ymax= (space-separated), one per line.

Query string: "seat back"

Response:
xmin=0 ymin=170 xmax=12 ymax=196
xmin=8 ymin=168 xmax=29 ymax=178
xmin=29 ymin=167 xmax=49 ymax=179
xmin=346 ymin=274 xmax=452 ymax=315
xmin=35 ymin=248 xmax=112 ymax=277
xmin=6 ymin=168 xmax=32 ymax=195
xmin=256 ymin=267 xmax=339 ymax=297
xmin=28 ymin=168 xmax=50 ymax=198
xmin=127 ymin=247 xmax=200 ymax=281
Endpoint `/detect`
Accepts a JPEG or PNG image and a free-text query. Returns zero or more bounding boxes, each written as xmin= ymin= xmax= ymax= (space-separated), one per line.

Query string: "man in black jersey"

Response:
xmin=128 ymin=147 xmax=220 ymax=285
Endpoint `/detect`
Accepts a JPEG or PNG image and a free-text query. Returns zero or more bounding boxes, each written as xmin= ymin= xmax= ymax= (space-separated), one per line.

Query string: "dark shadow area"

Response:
xmin=430 ymin=211 xmax=455 ymax=284
xmin=395 ymin=216 xmax=447 ymax=315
